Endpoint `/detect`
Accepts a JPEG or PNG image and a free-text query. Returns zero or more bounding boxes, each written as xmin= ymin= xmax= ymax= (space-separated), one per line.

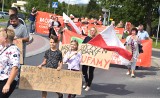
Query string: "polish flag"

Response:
xmin=63 ymin=13 xmax=81 ymax=34
xmin=88 ymin=25 xmax=132 ymax=61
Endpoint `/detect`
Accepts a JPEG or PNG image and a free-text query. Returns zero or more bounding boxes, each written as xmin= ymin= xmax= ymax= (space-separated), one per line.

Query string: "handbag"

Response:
xmin=138 ymin=44 xmax=143 ymax=53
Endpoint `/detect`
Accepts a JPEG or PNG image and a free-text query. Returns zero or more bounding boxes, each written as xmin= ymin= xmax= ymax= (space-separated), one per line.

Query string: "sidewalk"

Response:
xmin=26 ymin=34 xmax=50 ymax=57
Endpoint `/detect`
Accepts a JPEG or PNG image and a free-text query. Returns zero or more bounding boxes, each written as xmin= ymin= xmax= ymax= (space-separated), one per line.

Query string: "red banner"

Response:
xmin=35 ymin=11 xmax=63 ymax=35
xmin=111 ymin=39 xmax=152 ymax=67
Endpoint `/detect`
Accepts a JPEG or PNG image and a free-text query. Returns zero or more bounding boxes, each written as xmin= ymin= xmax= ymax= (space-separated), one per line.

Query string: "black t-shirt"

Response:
xmin=82 ymin=36 xmax=92 ymax=43
xmin=44 ymin=49 xmax=62 ymax=69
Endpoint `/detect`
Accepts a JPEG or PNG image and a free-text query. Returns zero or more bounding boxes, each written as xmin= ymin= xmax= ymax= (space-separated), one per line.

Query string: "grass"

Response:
xmin=152 ymin=37 xmax=160 ymax=49
xmin=0 ymin=18 xmax=8 ymax=22
xmin=152 ymin=40 xmax=160 ymax=49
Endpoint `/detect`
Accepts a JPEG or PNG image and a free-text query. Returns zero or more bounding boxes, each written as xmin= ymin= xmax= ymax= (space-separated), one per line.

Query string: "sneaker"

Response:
xmin=126 ymin=71 xmax=130 ymax=75
xmin=59 ymin=94 xmax=63 ymax=98
xmin=82 ymin=83 xmax=87 ymax=89
xmin=30 ymin=33 xmax=35 ymax=35
xmin=84 ymin=86 xmax=90 ymax=91
xmin=70 ymin=94 xmax=76 ymax=98
xmin=131 ymin=74 xmax=135 ymax=78
xmin=68 ymin=94 xmax=71 ymax=98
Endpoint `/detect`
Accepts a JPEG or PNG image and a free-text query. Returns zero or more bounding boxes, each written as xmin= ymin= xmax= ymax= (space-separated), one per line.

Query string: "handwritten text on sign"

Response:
xmin=60 ymin=44 xmax=113 ymax=70
xmin=19 ymin=65 xmax=82 ymax=95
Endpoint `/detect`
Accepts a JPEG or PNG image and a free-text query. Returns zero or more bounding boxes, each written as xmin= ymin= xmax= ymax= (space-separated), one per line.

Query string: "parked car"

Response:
xmin=0 ymin=11 xmax=9 ymax=19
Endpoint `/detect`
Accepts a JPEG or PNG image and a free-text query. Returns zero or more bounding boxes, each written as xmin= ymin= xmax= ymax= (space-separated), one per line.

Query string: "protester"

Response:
xmin=7 ymin=7 xmax=25 ymax=27
xmin=17 ymin=6 xmax=25 ymax=20
xmin=116 ymin=20 xmax=124 ymax=28
xmin=98 ymin=15 xmax=103 ymax=22
xmin=8 ymin=14 xmax=29 ymax=59
xmin=137 ymin=24 xmax=150 ymax=40
xmin=63 ymin=40 xmax=81 ymax=98
xmin=38 ymin=35 xmax=63 ymax=98
xmin=70 ymin=14 xmax=75 ymax=20
xmin=58 ymin=20 xmax=72 ymax=42
xmin=122 ymin=22 xmax=133 ymax=39
xmin=82 ymin=17 xmax=89 ymax=24
xmin=91 ymin=18 xmax=100 ymax=25
xmin=111 ymin=21 xmax=115 ymax=27
xmin=0 ymin=28 xmax=20 ymax=98
xmin=29 ymin=7 xmax=37 ymax=34
xmin=82 ymin=27 xmax=98 ymax=91
xmin=48 ymin=15 xmax=54 ymax=37
xmin=124 ymin=28 xmax=141 ymax=78
xmin=48 ymin=16 xmax=61 ymax=38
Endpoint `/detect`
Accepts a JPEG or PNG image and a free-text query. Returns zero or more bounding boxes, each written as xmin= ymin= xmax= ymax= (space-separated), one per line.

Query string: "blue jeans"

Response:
xmin=29 ymin=20 xmax=35 ymax=33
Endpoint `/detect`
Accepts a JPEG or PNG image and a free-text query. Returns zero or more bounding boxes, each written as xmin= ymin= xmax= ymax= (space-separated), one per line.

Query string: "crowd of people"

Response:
xmin=0 ymin=6 xmax=151 ymax=98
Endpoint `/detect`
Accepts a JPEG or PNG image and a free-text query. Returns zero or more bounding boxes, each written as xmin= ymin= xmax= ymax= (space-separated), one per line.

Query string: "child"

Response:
xmin=38 ymin=35 xmax=63 ymax=98
xmin=63 ymin=40 xmax=82 ymax=98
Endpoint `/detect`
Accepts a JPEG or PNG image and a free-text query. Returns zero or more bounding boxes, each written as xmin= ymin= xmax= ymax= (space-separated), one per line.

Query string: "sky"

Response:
xmin=58 ymin=0 xmax=90 ymax=4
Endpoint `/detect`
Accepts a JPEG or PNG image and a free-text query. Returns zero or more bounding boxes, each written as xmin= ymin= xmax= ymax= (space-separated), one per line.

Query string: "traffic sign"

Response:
xmin=52 ymin=2 xmax=58 ymax=8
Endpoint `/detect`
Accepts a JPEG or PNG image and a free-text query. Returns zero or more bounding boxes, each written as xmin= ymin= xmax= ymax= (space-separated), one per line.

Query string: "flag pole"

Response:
xmin=2 ymin=0 xmax=4 ymax=12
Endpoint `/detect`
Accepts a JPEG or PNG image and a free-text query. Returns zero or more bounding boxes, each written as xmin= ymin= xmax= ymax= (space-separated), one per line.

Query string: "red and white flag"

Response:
xmin=88 ymin=25 xmax=132 ymax=61
xmin=63 ymin=13 xmax=81 ymax=34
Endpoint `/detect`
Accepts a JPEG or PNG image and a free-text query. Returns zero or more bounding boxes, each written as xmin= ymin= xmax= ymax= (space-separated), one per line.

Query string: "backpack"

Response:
xmin=18 ymin=18 xmax=26 ymax=26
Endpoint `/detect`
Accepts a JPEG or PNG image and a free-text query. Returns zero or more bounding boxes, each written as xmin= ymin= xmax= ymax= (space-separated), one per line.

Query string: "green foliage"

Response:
xmin=25 ymin=0 xmax=49 ymax=12
xmin=98 ymin=0 xmax=160 ymax=34
xmin=85 ymin=0 xmax=101 ymax=18
xmin=152 ymin=38 xmax=160 ymax=49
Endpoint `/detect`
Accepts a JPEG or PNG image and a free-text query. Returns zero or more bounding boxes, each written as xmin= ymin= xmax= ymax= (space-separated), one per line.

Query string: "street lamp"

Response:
xmin=156 ymin=5 xmax=160 ymax=46
xmin=102 ymin=8 xmax=110 ymax=26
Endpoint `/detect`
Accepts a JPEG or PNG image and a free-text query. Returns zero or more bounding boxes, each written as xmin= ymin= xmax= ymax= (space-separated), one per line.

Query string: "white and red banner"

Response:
xmin=88 ymin=25 xmax=132 ymax=61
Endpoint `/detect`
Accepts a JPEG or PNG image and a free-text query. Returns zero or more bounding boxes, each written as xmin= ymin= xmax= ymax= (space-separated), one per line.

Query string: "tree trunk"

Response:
xmin=145 ymin=1 xmax=152 ymax=36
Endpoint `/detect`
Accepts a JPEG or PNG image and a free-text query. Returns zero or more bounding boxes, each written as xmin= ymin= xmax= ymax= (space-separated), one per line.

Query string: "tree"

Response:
xmin=98 ymin=0 xmax=160 ymax=35
xmin=85 ymin=0 xmax=101 ymax=19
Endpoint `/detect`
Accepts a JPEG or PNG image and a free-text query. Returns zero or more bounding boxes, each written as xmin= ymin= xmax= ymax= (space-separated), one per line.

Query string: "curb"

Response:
xmin=25 ymin=35 xmax=50 ymax=57
xmin=152 ymin=48 xmax=160 ymax=52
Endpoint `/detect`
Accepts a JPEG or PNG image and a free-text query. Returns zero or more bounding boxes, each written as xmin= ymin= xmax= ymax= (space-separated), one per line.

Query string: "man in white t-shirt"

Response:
xmin=137 ymin=24 xmax=150 ymax=40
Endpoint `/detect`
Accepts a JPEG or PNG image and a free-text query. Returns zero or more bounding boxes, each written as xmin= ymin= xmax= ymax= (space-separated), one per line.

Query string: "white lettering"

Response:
xmin=39 ymin=18 xmax=50 ymax=23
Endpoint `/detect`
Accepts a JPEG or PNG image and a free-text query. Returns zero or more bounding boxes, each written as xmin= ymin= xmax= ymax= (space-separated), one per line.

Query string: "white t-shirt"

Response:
xmin=137 ymin=30 xmax=149 ymax=40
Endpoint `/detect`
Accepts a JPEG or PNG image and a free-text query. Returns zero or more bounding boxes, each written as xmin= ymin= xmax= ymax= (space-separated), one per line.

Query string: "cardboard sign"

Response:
xmin=13 ymin=39 xmax=23 ymax=64
xmin=60 ymin=44 xmax=113 ymax=70
xmin=19 ymin=65 xmax=82 ymax=95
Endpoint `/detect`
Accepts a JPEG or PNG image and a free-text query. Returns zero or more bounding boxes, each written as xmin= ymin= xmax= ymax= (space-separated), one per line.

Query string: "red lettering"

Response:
xmin=90 ymin=58 xmax=96 ymax=65
xmin=81 ymin=55 xmax=87 ymax=63
xmin=104 ymin=59 xmax=110 ymax=68
xmin=86 ymin=56 xmax=92 ymax=63
xmin=96 ymin=59 xmax=103 ymax=66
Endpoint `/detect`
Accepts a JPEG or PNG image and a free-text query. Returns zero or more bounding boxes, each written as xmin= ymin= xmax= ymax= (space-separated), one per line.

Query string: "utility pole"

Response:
xmin=156 ymin=5 xmax=160 ymax=46
xmin=67 ymin=0 xmax=70 ymax=16
xmin=2 ymin=0 xmax=4 ymax=12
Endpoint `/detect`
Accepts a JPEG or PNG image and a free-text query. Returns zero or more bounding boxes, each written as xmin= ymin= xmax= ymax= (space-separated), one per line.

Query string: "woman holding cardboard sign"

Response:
xmin=0 ymin=28 xmax=20 ymax=98
xmin=125 ymin=28 xmax=141 ymax=78
xmin=63 ymin=40 xmax=82 ymax=98
xmin=82 ymin=27 xmax=98 ymax=91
